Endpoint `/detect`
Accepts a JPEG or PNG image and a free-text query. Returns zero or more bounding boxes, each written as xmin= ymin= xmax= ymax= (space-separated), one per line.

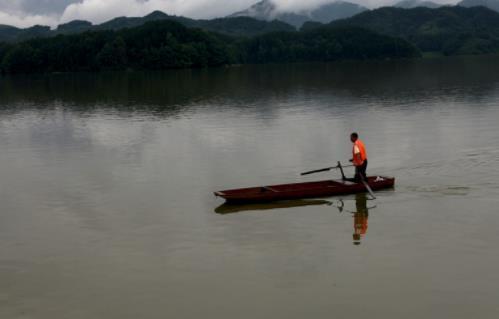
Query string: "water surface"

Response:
xmin=1 ymin=56 xmax=499 ymax=318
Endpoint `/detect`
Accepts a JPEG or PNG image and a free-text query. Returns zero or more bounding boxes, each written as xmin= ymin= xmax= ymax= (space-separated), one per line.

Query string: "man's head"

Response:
xmin=350 ymin=132 xmax=358 ymax=143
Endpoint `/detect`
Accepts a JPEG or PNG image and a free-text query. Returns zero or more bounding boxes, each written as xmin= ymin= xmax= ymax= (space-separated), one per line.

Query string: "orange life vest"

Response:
xmin=352 ymin=139 xmax=367 ymax=166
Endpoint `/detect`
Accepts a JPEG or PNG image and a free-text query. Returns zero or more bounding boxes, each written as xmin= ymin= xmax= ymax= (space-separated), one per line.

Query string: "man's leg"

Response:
xmin=360 ymin=159 xmax=368 ymax=180
xmin=350 ymin=160 xmax=368 ymax=183
xmin=354 ymin=160 xmax=368 ymax=182
xmin=354 ymin=166 xmax=361 ymax=183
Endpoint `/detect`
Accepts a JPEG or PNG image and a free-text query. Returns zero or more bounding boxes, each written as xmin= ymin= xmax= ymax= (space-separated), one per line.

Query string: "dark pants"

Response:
xmin=354 ymin=159 xmax=368 ymax=182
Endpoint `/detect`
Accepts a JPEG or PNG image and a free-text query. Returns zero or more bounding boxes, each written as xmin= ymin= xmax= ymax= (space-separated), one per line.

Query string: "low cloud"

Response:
xmin=60 ymin=0 xmax=256 ymax=24
xmin=274 ymin=0 xmax=361 ymax=12
xmin=0 ymin=10 xmax=58 ymax=28
xmin=1 ymin=0 xmax=458 ymax=29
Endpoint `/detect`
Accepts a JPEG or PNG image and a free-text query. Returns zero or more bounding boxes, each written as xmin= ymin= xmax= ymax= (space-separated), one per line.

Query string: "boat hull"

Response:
xmin=215 ymin=176 xmax=395 ymax=204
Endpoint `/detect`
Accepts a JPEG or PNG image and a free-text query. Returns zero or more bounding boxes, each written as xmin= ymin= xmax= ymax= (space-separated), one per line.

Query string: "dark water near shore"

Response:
xmin=1 ymin=56 xmax=499 ymax=318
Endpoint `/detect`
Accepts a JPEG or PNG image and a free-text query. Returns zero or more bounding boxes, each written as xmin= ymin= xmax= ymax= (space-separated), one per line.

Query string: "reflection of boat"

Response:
xmin=215 ymin=176 xmax=394 ymax=204
xmin=215 ymin=199 xmax=333 ymax=215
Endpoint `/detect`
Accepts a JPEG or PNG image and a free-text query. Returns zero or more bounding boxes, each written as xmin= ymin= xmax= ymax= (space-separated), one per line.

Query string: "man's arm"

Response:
xmin=351 ymin=145 xmax=361 ymax=165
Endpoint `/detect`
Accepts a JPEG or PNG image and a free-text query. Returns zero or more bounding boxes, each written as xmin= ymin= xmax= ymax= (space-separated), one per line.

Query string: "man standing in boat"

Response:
xmin=349 ymin=132 xmax=368 ymax=182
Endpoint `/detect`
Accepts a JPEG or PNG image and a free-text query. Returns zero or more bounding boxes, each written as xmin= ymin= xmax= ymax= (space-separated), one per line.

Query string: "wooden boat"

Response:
xmin=215 ymin=176 xmax=395 ymax=203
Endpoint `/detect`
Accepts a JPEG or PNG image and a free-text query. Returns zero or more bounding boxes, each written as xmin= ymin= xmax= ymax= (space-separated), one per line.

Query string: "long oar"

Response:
xmin=301 ymin=163 xmax=354 ymax=176
xmin=359 ymin=174 xmax=377 ymax=200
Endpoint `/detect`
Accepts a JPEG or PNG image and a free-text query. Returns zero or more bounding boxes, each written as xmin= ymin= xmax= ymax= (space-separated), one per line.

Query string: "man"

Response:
xmin=349 ymin=132 xmax=368 ymax=182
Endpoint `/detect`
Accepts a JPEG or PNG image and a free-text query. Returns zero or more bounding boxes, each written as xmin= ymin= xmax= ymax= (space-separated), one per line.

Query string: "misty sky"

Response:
xmin=0 ymin=0 xmax=457 ymax=28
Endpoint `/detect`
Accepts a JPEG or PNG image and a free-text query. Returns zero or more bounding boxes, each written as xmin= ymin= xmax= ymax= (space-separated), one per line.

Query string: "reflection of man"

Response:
xmin=353 ymin=193 xmax=369 ymax=245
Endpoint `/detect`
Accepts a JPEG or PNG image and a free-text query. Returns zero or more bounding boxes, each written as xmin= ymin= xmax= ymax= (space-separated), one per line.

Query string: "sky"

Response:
xmin=0 ymin=0 xmax=456 ymax=28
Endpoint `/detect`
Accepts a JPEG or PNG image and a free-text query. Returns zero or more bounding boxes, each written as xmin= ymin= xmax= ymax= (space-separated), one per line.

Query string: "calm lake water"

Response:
xmin=1 ymin=56 xmax=499 ymax=318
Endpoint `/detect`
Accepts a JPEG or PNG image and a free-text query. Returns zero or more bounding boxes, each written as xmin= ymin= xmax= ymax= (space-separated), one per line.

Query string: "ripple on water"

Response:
xmin=406 ymin=185 xmax=471 ymax=196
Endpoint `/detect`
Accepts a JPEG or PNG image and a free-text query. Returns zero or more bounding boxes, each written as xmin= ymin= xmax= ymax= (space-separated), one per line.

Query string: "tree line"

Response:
xmin=0 ymin=20 xmax=420 ymax=74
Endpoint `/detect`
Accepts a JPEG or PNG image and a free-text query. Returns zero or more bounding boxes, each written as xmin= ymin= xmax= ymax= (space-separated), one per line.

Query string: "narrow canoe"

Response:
xmin=215 ymin=176 xmax=395 ymax=203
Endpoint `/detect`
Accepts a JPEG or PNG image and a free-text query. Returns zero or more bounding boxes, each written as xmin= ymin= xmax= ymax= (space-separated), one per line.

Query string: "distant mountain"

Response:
xmin=310 ymin=2 xmax=369 ymax=23
xmin=300 ymin=21 xmax=324 ymax=31
xmin=196 ymin=17 xmax=295 ymax=37
xmin=394 ymin=0 xmax=442 ymax=8
xmin=16 ymin=25 xmax=51 ymax=41
xmin=457 ymin=0 xmax=499 ymax=12
xmin=93 ymin=11 xmax=295 ymax=36
xmin=230 ymin=0 xmax=310 ymax=27
xmin=0 ymin=25 xmax=22 ymax=43
xmin=56 ymin=20 xmax=93 ymax=33
xmin=85 ymin=11 xmax=295 ymax=36
xmin=0 ymin=25 xmax=51 ymax=43
xmin=231 ymin=0 xmax=277 ymax=20
xmin=0 ymin=11 xmax=295 ymax=43
xmin=93 ymin=11 xmax=190 ymax=30
xmin=330 ymin=6 xmax=499 ymax=55
xmin=229 ymin=0 xmax=367 ymax=27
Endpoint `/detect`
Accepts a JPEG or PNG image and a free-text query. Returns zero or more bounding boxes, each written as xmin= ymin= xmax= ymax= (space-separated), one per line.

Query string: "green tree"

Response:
xmin=97 ymin=36 xmax=127 ymax=69
xmin=2 ymin=43 xmax=39 ymax=73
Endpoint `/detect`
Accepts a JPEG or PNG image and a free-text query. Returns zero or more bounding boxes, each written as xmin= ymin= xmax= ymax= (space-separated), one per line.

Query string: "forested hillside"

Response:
xmin=0 ymin=20 xmax=420 ymax=74
xmin=330 ymin=6 xmax=499 ymax=55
